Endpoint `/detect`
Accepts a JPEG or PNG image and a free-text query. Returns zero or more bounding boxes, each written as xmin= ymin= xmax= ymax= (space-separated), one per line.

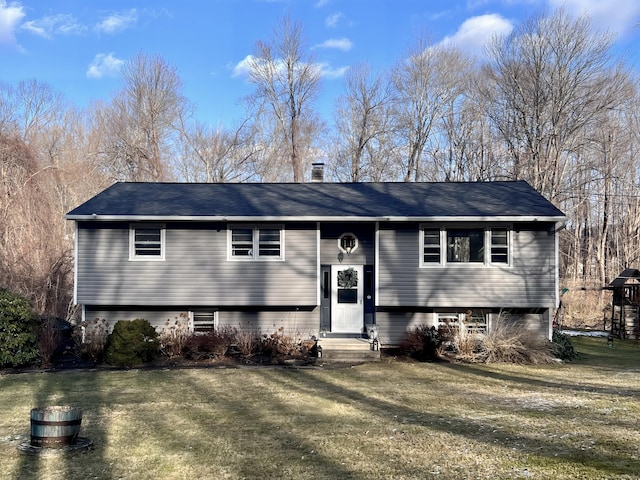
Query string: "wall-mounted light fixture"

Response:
xmin=338 ymin=233 xmax=358 ymax=256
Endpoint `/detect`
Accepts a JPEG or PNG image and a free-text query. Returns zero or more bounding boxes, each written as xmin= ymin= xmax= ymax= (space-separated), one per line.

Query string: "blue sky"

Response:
xmin=1 ymin=0 xmax=639 ymax=128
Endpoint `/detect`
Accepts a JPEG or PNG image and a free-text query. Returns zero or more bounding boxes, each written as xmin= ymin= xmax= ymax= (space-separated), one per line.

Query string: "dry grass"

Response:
xmin=1 ymin=336 xmax=639 ymax=479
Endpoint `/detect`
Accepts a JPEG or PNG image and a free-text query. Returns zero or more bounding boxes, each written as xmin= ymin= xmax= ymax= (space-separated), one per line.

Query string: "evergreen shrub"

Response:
xmin=104 ymin=319 xmax=159 ymax=367
xmin=0 ymin=288 xmax=39 ymax=368
xmin=551 ymin=330 xmax=577 ymax=361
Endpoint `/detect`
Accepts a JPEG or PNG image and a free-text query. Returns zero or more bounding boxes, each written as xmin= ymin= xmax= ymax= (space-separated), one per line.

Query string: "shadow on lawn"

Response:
xmin=13 ymin=371 xmax=112 ymax=480
xmin=136 ymin=364 xmax=640 ymax=479
xmin=437 ymin=360 xmax=640 ymax=398
xmin=260 ymin=366 xmax=638 ymax=478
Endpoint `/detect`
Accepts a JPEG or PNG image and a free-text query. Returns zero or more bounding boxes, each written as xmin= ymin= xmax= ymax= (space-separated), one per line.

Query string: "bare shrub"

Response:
xmin=37 ymin=317 xmax=64 ymax=366
xmin=452 ymin=329 xmax=482 ymax=361
xmin=158 ymin=314 xmax=190 ymax=358
xmin=234 ymin=328 xmax=259 ymax=359
xmin=261 ymin=327 xmax=313 ymax=360
xmin=476 ymin=321 xmax=554 ymax=364
xmin=399 ymin=324 xmax=441 ymax=361
xmin=73 ymin=318 xmax=109 ymax=362
xmin=182 ymin=326 xmax=237 ymax=361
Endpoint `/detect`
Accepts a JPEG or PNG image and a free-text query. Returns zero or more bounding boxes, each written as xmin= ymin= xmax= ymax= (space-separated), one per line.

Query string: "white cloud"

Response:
xmin=231 ymin=54 xmax=254 ymax=78
xmin=315 ymin=37 xmax=353 ymax=51
xmin=439 ymin=13 xmax=513 ymax=55
xmin=547 ymin=0 xmax=640 ymax=35
xmin=318 ymin=63 xmax=348 ymax=79
xmin=325 ymin=12 xmax=343 ymax=28
xmin=96 ymin=9 xmax=138 ymax=34
xmin=0 ymin=0 xmax=25 ymax=48
xmin=232 ymin=54 xmax=346 ymax=80
xmin=21 ymin=14 xmax=86 ymax=38
xmin=86 ymin=52 xmax=124 ymax=79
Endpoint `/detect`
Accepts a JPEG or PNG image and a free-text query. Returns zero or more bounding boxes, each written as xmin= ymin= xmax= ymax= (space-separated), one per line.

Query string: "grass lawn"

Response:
xmin=1 ymin=336 xmax=639 ymax=480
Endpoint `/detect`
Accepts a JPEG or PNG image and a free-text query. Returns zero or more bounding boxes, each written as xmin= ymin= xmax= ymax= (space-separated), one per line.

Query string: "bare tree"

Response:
xmin=95 ymin=53 xmax=189 ymax=181
xmin=391 ymin=35 xmax=470 ymax=182
xmin=332 ymin=63 xmax=396 ymax=182
xmin=175 ymin=118 xmax=260 ymax=182
xmin=246 ymin=15 xmax=323 ymax=182
xmin=480 ymin=8 xmax=632 ymax=202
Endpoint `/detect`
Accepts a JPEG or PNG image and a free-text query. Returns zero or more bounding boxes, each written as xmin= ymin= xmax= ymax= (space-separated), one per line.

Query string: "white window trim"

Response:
xmin=419 ymin=227 xmax=444 ymax=267
xmin=189 ymin=311 xmax=218 ymax=333
xmin=227 ymin=224 xmax=285 ymax=261
xmin=129 ymin=223 xmax=166 ymax=261
xmin=420 ymin=225 xmax=512 ymax=268
xmin=488 ymin=228 xmax=512 ymax=267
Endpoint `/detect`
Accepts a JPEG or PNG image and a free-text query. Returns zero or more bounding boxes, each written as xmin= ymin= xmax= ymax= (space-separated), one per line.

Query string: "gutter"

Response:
xmin=65 ymin=214 xmax=567 ymax=223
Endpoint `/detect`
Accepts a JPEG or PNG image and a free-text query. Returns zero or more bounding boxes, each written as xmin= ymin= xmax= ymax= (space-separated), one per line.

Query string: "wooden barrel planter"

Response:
xmin=30 ymin=406 xmax=82 ymax=448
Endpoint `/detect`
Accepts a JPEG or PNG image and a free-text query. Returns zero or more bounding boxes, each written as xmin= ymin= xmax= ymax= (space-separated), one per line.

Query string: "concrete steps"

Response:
xmin=317 ymin=337 xmax=380 ymax=363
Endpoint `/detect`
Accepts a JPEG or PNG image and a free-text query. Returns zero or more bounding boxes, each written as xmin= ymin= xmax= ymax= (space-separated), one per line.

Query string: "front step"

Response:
xmin=317 ymin=338 xmax=380 ymax=363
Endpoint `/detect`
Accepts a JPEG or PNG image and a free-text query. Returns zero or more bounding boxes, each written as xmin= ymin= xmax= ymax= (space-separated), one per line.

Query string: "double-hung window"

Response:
xmin=489 ymin=228 xmax=510 ymax=265
xmin=130 ymin=224 xmax=165 ymax=260
xmin=229 ymin=225 xmax=284 ymax=261
xmin=422 ymin=229 xmax=442 ymax=265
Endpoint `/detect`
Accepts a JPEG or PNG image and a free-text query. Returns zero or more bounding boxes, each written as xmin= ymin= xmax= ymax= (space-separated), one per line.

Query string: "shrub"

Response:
xmin=234 ymin=328 xmax=259 ymax=359
xmin=182 ymin=326 xmax=237 ymax=361
xmin=399 ymin=324 xmax=442 ymax=361
xmin=551 ymin=330 xmax=577 ymax=361
xmin=38 ymin=317 xmax=70 ymax=366
xmin=104 ymin=319 xmax=159 ymax=367
xmin=476 ymin=321 xmax=554 ymax=364
xmin=0 ymin=288 xmax=39 ymax=368
xmin=72 ymin=318 xmax=110 ymax=362
xmin=158 ymin=314 xmax=190 ymax=358
xmin=261 ymin=327 xmax=304 ymax=359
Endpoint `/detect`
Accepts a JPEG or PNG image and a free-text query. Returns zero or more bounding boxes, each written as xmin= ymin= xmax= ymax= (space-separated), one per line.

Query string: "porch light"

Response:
xmin=339 ymin=233 xmax=358 ymax=255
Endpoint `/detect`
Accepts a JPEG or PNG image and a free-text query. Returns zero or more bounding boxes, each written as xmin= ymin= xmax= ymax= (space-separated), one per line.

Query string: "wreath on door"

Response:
xmin=337 ymin=268 xmax=358 ymax=288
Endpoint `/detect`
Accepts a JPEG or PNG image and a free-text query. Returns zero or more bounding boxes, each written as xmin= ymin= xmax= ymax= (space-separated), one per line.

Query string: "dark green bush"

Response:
xmin=104 ymin=319 xmax=159 ymax=367
xmin=0 ymin=288 xmax=39 ymax=368
xmin=399 ymin=324 xmax=442 ymax=361
xmin=551 ymin=330 xmax=577 ymax=361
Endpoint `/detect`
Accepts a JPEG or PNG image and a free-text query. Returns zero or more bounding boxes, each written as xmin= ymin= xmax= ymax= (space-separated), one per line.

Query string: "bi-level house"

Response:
xmin=65 ymin=174 xmax=565 ymax=346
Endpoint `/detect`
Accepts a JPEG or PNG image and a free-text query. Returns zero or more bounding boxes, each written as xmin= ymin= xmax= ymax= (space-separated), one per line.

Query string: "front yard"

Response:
xmin=1 ymin=336 xmax=639 ymax=479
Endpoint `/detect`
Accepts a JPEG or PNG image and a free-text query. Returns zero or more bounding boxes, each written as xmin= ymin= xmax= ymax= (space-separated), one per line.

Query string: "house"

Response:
xmin=65 ymin=175 xmax=565 ymax=347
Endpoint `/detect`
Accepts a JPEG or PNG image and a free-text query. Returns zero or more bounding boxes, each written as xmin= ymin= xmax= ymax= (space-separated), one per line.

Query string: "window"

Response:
xmin=192 ymin=312 xmax=217 ymax=333
xmin=421 ymin=226 xmax=511 ymax=267
xmin=436 ymin=312 xmax=487 ymax=335
xmin=490 ymin=228 xmax=509 ymax=264
xmin=229 ymin=226 xmax=283 ymax=260
xmin=447 ymin=229 xmax=484 ymax=263
xmin=130 ymin=224 xmax=165 ymax=260
xmin=423 ymin=229 xmax=441 ymax=264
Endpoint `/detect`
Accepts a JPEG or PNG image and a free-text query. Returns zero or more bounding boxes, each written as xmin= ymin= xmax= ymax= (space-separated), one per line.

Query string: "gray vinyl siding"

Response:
xmin=76 ymin=222 xmax=317 ymax=306
xmin=320 ymin=223 xmax=375 ymax=265
xmin=85 ymin=309 xmax=188 ymax=333
xmin=85 ymin=307 xmax=319 ymax=337
xmin=218 ymin=310 xmax=318 ymax=336
xmin=374 ymin=311 xmax=433 ymax=346
xmin=377 ymin=222 xmax=557 ymax=309
xmin=374 ymin=309 xmax=550 ymax=346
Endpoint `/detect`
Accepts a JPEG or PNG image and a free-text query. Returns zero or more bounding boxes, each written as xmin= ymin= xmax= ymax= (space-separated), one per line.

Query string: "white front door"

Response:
xmin=331 ymin=265 xmax=364 ymax=333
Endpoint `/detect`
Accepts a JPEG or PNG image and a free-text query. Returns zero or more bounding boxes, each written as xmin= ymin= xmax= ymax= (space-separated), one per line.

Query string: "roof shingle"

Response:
xmin=66 ymin=181 xmax=565 ymax=220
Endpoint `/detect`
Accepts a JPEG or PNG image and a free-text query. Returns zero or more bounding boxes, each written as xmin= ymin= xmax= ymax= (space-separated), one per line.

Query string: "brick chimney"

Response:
xmin=311 ymin=162 xmax=324 ymax=182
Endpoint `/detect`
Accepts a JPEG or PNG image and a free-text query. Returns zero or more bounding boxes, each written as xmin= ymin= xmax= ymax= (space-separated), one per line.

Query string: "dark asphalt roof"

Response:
xmin=65 ymin=181 xmax=565 ymax=220
xmin=606 ymin=269 xmax=640 ymax=289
